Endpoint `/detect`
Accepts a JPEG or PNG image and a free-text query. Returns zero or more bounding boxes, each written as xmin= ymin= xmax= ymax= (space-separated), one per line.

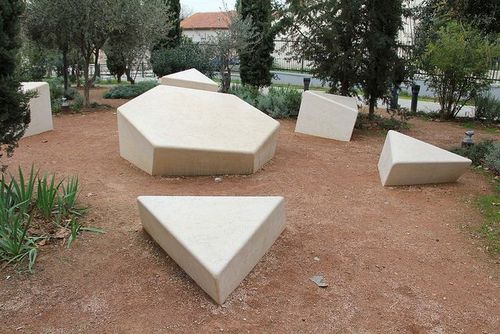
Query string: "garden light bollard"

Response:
xmin=411 ymin=84 xmax=420 ymax=114
xmin=303 ymin=77 xmax=311 ymax=91
xmin=461 ymin=130 xmax=475 ymax=148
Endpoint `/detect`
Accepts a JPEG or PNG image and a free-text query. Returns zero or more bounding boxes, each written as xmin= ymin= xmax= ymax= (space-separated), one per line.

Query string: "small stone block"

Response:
xmin=159 ymin=68 xmax=219 ymax=92
xmin=21 ymin=82 xmax=53 ymax=137
xmin=295 ymin=91 xmax=358 ymax=141
xmin=378 ymin=130 xmax=472 ymax=186
xmin=137 ymin=196 xmax=286 ymax=304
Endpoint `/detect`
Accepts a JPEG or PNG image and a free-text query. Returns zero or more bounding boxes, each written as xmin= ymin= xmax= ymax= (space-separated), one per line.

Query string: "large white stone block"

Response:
xmin=159 ymin=68 xmax=219 ymax=92
xmin=378 ymin=130 xmax=472 ymax=186
xmin=118 ymin=85 xmax=279 ymax=176
xmin=21 ymin=82 xmax=53 ymax=137
xmin=137 ymin=196 xmax=286 ymax=304
xmin=295 ymin=91 xmax=358 ymax=141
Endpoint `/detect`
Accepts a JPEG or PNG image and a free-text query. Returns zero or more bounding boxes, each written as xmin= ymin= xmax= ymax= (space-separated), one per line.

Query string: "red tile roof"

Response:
xmin=181 ymin=11 xmax=235 ymax=30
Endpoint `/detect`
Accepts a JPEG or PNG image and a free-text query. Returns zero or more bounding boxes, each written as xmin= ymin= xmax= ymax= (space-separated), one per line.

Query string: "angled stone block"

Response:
xmin=137 ymin=196 xmax=286 ymax=304
xmin=21 ymin=82 xmax=53 ymax=137
xmin=118 ymin=85 xmax=279 ymax=176
xmin=295 ymin=91 xmax=358 ymax=141
xmin=159 ymin=68 xmax=219 ymax=92
xmin=378 ymin=130 xmax=472 ymax=186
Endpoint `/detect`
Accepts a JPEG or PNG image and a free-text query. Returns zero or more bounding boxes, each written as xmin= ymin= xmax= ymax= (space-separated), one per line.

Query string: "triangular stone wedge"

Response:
xmin=137 ymin=196 xmax=286 ymax=304
xmin=159 ymin=68 xmax=219 ymax=92
xmin=378 ymin=130 xmax=472 ymax=186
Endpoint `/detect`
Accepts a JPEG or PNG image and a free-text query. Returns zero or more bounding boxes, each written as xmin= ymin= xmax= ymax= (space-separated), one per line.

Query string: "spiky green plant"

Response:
xmin=36 ymin=173 xmax=62 ymax=219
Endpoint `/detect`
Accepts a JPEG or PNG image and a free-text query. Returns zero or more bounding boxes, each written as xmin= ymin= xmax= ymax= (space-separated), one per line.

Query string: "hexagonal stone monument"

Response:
xmin=21 ymin=82 xmax=53 ymax=137
xmin=117 ymin=85 xmax=280 ymax=176
xmin=159 ymin=68 xmax=219 ymax=92
xmin=295 ymin=91 xmax=358 ymax=141
xmin=137 ymin=196 xmax=286 ymax=304
xmin=378 ymin=130 xmax=472 ymax=186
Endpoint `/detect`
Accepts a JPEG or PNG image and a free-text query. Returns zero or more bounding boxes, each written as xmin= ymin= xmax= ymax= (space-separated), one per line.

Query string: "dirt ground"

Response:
xmin=0 ymin=88 xmax=499 ymax=333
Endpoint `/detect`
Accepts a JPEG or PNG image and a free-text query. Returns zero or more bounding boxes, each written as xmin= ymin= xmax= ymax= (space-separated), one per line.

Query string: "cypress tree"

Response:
xmin=154 ymin=0 xmax=182 ymax=50
xmin=239 ymin=0 xmax=275 ymax=88
xmin=360 ymin=0 xmax=403 ymax=117
xmin=0 ymin=0 xmax=31 ymax=168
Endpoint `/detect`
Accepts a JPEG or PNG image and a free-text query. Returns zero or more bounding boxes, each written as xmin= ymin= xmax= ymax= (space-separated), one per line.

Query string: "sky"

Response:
xmin=181 ymin=0 xmax=236 ymax=13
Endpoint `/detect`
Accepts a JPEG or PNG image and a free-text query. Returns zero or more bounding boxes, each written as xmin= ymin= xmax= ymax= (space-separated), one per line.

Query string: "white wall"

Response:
xmin=182 ymin=29 xmax=221 ymax=43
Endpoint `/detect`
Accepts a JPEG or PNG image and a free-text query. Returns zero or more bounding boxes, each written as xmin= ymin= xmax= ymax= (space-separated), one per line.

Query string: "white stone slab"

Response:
xmin=137 ymin=196 xmax=286 ymax=304
xmin=295 ymin=91 xmax=358 ymax=141
xmin=159 ymin=68 xmax=219 ymax=92
xmin=21 ymin=82 xmax=53 ymax=137
xmin=118 ymin=85 xmax=279 ymax=176
xmin=378 ymin=130 xmax=472 ymax=186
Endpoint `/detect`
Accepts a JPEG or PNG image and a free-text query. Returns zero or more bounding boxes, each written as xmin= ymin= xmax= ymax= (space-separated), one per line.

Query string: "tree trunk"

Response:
xmin=62 ymin=49 xmax=69 ymax=96
xmin=368 ymin=97 xmax=376 ymax=119
xmin=125 ymin=68 xmax=135 ymax=85
xmin=83 ymin=57 xmax=91 ymax=108
xmin=340 ymin=79 xmax=350 ymax=96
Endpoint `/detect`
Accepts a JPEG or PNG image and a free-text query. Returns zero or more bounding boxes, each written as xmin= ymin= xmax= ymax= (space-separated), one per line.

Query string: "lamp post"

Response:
xmin=411 ymin=84 xmax=420 ymax=113
xmin=303 ymin=77 xmax=311 ymax=91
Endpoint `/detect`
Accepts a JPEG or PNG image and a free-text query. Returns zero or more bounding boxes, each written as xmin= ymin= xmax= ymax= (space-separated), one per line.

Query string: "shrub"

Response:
xmin=44 ymin=78 xmax=81 ymax=113
xmin=475 ymin=92 xmax=500 ymax=123
xmin=485 ymin=142 xmax=500 ymax=174
xmin=451 ymin=140 xmax=495 ymax=166
xmin=150 ymin=39 xmax=214 ymax=78
xmin=229 ymin=85 xmax=301 ymax=118
xmin=103 ymin=81 xmax=157 ymax=99
xmin=355 ymin=113 xmax=408 ymax=131
xmin=256 ymin=86 xmax=302 ymax=118
xmin=421 ymin=21 xmax=497 ymax=119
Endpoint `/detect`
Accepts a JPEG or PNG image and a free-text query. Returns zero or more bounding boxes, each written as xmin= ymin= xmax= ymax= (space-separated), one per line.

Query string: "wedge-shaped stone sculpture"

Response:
xmin=137 ymin=196 xmax=286 ymax=304
xmin=378 ymin=130 xmax=472 ymax=186
xmin=159 ymin=68 xmax=219 ymax=92
xmin=295 ymin=91 xmax=358 ymax=141
xmin=118 ymin=85 xmax=279 ymax=176
xmin=21 ymin=82 xmax=53 ymax=137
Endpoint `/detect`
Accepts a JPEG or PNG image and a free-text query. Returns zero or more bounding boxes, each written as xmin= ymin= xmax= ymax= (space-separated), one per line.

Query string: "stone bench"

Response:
xmin=159 ymin=68 xmax=219 ymax=92
xmin=21 ymin=82 xmax=53 ymax=137
xmin=117 ymin=85 xmax=279 ymax=176
xmin=137 ymin=196 xmax=285 ymax=304
xmin=295 ymin=91 xmax=358 ymax=141
xmin=378 ymin=130 xmax=472 ymax=186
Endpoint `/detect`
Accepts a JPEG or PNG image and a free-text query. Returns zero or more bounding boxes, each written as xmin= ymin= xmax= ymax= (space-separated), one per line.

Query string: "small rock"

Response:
xmin=214 ymin=177 xmax=223 ymax=183
xmin=310 ymin=275 xmax=328 ymax=288
xmin=313 ymin=257 xmax=320 ymax=262
xmin=87 ymin=192 xmax=96 ymax=197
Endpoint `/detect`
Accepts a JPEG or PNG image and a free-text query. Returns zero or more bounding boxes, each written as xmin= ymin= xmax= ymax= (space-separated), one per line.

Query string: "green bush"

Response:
xmin=451 ymin=140 xmax=495 ymax=166
xmin=485 ymin=142 xmax=500 ymax=174
xmin=44 ymin=78 xmax=81 ymax=113
xmin=475 ymin=92 xmax=500 ymax=123
xmin=355 ymin=113 xmax=408 ymax=131
xmin=150 ymin=39 xmax=214 ymax=78
xmin=229 ymin=85 xmax=301 ymax=118
xmin=103 ymin=81 xmax=157 ymax=99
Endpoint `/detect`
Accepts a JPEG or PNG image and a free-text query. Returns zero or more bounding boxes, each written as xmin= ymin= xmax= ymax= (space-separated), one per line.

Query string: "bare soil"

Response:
xmin=0 ymin=88 xmax=499 ymax=333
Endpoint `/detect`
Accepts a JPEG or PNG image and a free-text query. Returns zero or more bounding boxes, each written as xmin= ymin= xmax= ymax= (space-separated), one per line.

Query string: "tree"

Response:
xmin=105 ymin=0 xmax=172 ymax=85
xmin=360 ymin=0 xmax=403 ymax=117
xmin=421 ymin=21 xmax=498 ymax=119
xmin=154 ymin=0 xmax=182 ymax=50
xmin=0 ymin=0 xmax=31 ymax=168
xmin=208 ymin=11 xmax=257 ymax=92
xmin=24 ymin=0 xmax=76 ymax=94
xmin=280 ymin=0 xmax=364 ymax=96
xmin=238 ymin=0 xmax=275 ymax=88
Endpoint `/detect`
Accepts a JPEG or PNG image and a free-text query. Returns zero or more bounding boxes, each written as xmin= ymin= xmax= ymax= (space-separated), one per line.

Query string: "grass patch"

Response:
xmin=474 ymin=174 xmax=499 ymax=255
xmin=460 ymin=121 xmax=499 ymax=134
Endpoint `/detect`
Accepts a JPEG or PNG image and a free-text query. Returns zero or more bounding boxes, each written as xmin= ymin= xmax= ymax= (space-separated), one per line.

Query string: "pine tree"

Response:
xmin=0 ymin=0 xmax=31 ymax=168
xmin=360 ymin=0 xmax=403 ymax=117
xmin=239 ymin=0 xmax=275 ymax=88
